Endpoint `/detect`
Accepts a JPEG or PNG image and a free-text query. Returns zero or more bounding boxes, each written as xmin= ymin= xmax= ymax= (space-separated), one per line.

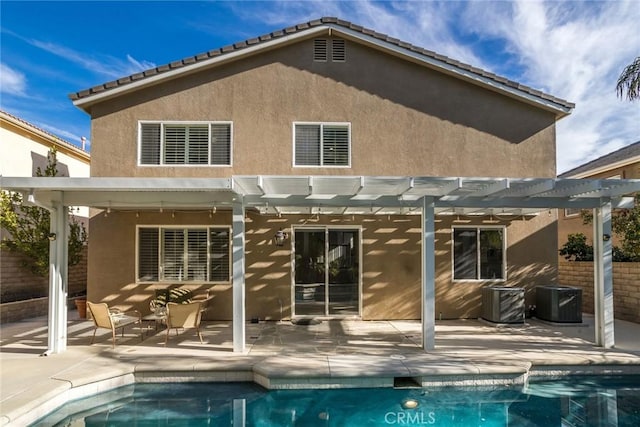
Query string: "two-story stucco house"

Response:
xmin=67 ymin=17 xmax=577 ymax=330
xmin=6 ymin=18 xmax=637 ymax=354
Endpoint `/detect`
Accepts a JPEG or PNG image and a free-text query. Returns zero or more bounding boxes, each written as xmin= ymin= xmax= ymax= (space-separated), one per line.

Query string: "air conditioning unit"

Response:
xmin=481 ymin=286 xmax=525 ymax=324
xmin=536 ymin=286 xmax=582 ymax=323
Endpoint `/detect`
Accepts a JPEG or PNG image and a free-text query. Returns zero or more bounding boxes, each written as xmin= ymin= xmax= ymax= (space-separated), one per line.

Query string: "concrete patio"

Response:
xmin=1 ymin=312 xmax=640 ymax=425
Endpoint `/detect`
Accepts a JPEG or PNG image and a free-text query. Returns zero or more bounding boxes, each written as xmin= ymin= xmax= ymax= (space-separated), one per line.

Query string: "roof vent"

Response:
xmin=314 ymin=39 xmax=328 ymax=62
xmin=332 ymin=39 xmax=346 ymax=62
xmin=314 ymin=38 xmax=346 ymax=62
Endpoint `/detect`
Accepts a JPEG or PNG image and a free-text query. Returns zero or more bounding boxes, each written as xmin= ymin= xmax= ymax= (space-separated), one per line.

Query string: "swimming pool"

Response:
xmin=32 ymin=376 xmax=640 ymax=426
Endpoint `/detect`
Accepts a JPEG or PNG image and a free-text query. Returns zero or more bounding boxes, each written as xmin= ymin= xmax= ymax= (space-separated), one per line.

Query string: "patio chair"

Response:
xmin=87 ymin=301 xmax=142 ymax=348
xmin=165 ymin=301 xmax=204 ymax=344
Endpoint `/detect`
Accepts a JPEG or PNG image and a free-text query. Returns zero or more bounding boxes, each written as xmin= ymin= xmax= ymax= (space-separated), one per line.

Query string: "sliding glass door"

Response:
xmin=293 ymin=228 xmax=360 ymax=317
xmin=294 ymin=229 xmax=326 ymax=316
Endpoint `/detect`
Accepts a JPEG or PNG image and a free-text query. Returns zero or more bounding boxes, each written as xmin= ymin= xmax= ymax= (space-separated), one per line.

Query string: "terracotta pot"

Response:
xmin=75 ymin=299 xmax=87 ymax=319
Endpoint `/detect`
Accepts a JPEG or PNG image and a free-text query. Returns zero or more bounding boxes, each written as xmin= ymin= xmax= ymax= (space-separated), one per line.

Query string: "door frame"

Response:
xmin=290 ymin=225 xmax=363 ymax=318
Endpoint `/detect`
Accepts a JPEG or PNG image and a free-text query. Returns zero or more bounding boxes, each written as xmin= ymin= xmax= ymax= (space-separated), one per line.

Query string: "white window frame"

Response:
xmin=137 ymin=121 xmax=233 ymax=167
xmin=292 ymin=122 xmax=351 ymax=168
xmin=135 ymin=225 xmax=231 ymax=283
xmin=451 ymin=226 xmax=507 ymax=282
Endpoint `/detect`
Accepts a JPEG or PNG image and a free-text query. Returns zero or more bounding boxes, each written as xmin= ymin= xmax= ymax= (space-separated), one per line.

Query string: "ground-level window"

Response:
xmin=137 ymin=226 xmax=230 ymax=282
xmin=453 ymin=227 xmax=505 ymax=280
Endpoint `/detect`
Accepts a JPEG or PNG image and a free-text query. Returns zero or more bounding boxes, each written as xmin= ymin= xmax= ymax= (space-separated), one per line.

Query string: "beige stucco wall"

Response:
xmin=84 ymin=36 xmax=560 ymax=319
xmin=89 ymin=209 xmax=557 ymax=320
xmin=88 ymin=37 xmax=556 ymax=178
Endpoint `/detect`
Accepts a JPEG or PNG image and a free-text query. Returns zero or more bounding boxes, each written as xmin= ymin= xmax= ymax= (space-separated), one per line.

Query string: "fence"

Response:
xmin=558 ymin=260 xmax=640 ymax=323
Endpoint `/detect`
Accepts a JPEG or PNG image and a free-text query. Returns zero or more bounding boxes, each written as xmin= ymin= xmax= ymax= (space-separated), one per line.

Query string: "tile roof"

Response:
xmin=0 ymin=110 xmax=90 ymax=159
xmin=69 ymin=17 xmax=574 ymax=112
xmin=559 ymin=141 xmax=640 ymax=177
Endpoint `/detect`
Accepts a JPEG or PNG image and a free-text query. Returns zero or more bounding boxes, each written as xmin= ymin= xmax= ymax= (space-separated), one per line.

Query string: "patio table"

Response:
xmin=142 ymin=312 xmax=167 ymax=333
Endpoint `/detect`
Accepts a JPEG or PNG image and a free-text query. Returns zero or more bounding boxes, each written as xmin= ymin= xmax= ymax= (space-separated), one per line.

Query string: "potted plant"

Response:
xmin=74 ymin=296 xmax=87 ymax=319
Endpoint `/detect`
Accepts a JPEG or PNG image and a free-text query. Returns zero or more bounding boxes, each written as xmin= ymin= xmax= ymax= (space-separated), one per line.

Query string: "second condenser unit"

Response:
xmin=536 ymin=285 xmax=582 ymax=323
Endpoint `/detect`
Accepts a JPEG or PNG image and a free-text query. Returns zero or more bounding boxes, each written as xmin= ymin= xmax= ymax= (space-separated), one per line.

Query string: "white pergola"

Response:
xmin=2 ymin=175 xmax=638 ymax=355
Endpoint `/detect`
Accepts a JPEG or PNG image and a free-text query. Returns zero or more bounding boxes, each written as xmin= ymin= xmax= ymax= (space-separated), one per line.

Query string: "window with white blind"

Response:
xmin=453 ymin=227 xmax=505 ymax=281
xmin=137 ymin=226 xmax=230 ymax=282
xmin=294 ymin=123 xmax=350 ymax=167
xmin=139 ymin=122 xmax=232 ymax=166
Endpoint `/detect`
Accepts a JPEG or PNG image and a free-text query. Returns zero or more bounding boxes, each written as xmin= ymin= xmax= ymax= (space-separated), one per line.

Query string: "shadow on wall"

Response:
xmin=361 ymin=216 xmax=422 ymax=320
xmin=91 ymin=39 xmax=554 ymax=145
xmin=433 ymin=215 xmax=558 ymax=319
xmin=31 ymin=151 xmax=70 ymax=176
xmin=507 ymin=218 xmax=558 ymax=307
xmin=245 ymin=212 xmax=293 ymax=321
xmin=92 ymin=282 xmax=229 ymax=320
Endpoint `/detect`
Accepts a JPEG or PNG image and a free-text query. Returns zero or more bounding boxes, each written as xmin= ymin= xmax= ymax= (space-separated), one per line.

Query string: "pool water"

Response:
xmin=32 ymin=376 xmax=640 ymax=426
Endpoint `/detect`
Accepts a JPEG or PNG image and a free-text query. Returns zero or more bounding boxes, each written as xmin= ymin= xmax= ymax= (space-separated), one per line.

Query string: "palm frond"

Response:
xmin=616 ymin=56 xmax=640 ymax=101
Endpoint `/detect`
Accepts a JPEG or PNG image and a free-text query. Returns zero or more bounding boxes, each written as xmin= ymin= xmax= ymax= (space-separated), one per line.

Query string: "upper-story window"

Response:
xmin=293 ymin=122 xmax=351 ymax=167
xmin=139 ymin=121 xmax=232 ymax=166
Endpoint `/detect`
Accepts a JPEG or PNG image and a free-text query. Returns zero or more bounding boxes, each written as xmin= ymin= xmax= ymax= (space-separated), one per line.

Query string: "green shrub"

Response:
xmin=559 ymin=233 xmax=593 ymax=261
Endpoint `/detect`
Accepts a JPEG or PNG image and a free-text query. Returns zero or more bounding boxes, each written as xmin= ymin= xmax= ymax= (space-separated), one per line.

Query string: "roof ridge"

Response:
xmin=69 ymin=17 xmax=574 ymax=111
xmin=0 ymin=109 xmax=89 ymax=155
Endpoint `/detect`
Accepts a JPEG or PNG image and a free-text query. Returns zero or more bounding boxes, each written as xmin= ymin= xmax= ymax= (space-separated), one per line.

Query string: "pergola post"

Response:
xmin=593 ymin=201 xmax=615 ymax=348
xmin=422 ymin=196 xmax=436 ymax=351
xmin=232 ymin=197 xmax=246 ymax=353
xmin=47 ymin=201 xmax=69 ymax=354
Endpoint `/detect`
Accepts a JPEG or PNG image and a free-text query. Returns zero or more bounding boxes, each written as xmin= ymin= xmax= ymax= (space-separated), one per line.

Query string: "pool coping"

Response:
xmin=7 ymin=359 xmax=640 ymax=426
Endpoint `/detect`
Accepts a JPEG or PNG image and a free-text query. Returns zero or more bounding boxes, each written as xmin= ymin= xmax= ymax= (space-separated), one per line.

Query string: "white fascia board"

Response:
xmin=73 ymin=27 xmax=330 ymax=109
xmin=563 ymin=156 xmax=640 ymax=179
xmin=1 ymin=177 xmax=232 ymax=192
xmin=329 ymin=25 xmax=573 ymax=117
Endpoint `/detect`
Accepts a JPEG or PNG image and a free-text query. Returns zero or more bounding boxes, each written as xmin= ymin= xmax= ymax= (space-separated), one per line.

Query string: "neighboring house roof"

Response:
xmin=69 ymin=17 xmax=574 ymax=118
xmin=559 ymin=141 xmax=640 ymax=178
xmin=0 ymin=110 xmax=90 ymax=164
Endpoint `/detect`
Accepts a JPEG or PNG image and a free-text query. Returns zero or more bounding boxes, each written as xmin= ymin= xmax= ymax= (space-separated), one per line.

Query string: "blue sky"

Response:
xmin=1 ymin=0 xmax=638 ymax=173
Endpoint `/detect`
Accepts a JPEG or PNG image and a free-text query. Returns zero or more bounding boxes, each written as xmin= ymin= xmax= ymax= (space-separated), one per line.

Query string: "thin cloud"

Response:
xmin=15 ymin=33 xmax=156 ymax=80
xmin=459 ymin=0 xmax=640 ymax=173
xmin=0 ymin=63 xmax=27 ymax=96
xmin=225 ymin=1 xmax=488 ymax=70
xmin=35 ymin=120 xmax=87 ymax=148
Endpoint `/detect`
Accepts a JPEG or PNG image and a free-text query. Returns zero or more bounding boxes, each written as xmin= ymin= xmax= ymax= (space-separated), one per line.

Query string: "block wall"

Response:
xmin=558 ymin=261 xmax=640 ymax=323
